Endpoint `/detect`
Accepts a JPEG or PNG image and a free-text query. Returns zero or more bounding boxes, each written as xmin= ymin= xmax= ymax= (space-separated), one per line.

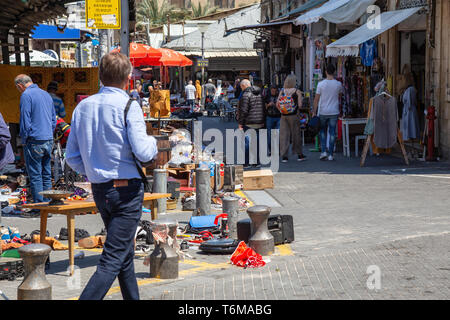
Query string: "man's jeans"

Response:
xmin=187 ymin=99 xmax=195 ymax=112
xmin=79 ymin=179 xmax=144 ymax=300
xmin=23 ymin=139 xmax=53 ymax=203
xmin=266 ymin=116 xmax=280 ymax=152
xmin=319 ymin=115 xmax=338 ymax=156
xmin=244 ymin=126 xmax=261 ymax=166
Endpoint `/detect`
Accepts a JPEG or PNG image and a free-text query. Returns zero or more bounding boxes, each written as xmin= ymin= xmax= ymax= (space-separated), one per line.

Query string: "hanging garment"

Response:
xmin=365 ymin=98 xmax=391 ymax=154
xmin=360 ymin=39 xmax=377 ymax=67
xmin=400 ymin=86 xmax=420 ymax=141
xmin=370 ymin=94 xmax=398 ymax=149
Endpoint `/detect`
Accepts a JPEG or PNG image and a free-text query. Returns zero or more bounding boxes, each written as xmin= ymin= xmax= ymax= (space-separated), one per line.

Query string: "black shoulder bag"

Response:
xmin=124 ymin=98 xmax=154 ymax=192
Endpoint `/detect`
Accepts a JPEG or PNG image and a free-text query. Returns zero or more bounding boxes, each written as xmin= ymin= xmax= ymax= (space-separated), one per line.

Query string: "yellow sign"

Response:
xmin=86 ymin=0 xmax=121 ymax=29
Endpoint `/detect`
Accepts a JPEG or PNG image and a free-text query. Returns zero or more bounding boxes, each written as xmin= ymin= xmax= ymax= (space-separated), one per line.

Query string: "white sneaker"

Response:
xmin=328 ymin=155 xmax=334 ymax=161
xmin=320 ymin=152 xmax=328 ymax=160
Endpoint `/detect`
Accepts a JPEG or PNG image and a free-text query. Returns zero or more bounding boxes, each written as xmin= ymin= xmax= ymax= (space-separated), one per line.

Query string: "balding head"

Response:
xmin=188 ymin=80 xmax=193 ymax=85
xmin=240 ymin=79 xmax=251 ymax=91
xmin=14 ymin=74 xmax=33 ymax=93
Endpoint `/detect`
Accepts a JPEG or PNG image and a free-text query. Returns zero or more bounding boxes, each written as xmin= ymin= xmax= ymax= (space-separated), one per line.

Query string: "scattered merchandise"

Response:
xmin=230 ymin=241 xmax=266 ymax=268
xmin=199 ymin=238 xmax=239 ymax=254
xmin=237 ymin=214 xmax=294 ymax=245
xmin=32 ymin=235 xmax=68 ymax=250
xmin=0 ymin=257 xmax=24 ymax=281
xmin=59 ymin=227 xmax=90 ymax=242
xmin=78 ymin=236 xmax=106 ymax=249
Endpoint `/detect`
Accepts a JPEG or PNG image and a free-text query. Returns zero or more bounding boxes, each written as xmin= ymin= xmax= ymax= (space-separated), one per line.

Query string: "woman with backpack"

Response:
xmin=277 ymin=74 xmax=306 ymax=162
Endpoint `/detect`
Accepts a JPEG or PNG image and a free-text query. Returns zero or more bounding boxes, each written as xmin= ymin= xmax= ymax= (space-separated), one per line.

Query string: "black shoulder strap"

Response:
xmin=124 ymin=98 xmax=151 ymax=192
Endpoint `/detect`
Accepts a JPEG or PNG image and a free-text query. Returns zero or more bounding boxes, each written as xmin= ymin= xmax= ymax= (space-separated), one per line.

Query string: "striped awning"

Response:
xmin=326 ymin=7 xmax=423 ymax=57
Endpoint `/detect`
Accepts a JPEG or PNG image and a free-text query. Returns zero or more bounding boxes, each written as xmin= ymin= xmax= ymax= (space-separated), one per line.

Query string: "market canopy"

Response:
xmin=277 ymin=0 xmax=327 ymax=20
xmin=294 ymin=0 xmax=376 ymax=25
xmin=9 ymin=50 xmax=58 ymax=67
xmin=326 ymin=7 xmax=423 ymax=57
xmin=31 ymin=24 xmax=81 ymax=40
xmin=164 ymin=4 xmax=260 ymax=55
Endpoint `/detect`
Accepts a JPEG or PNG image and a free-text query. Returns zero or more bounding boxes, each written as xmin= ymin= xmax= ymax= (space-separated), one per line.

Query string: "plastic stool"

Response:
xmin=355 ymin=135 xmax=372 ymax=157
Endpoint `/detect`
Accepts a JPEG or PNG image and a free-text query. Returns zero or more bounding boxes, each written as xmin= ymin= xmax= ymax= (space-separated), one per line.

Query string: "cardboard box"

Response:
xmin=243 ymin=169 xmax=273 ymax=190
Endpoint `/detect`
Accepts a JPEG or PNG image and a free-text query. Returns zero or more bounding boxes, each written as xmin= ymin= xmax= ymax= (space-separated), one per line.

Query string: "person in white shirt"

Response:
xmin=226 ymin=81 xmax=235 ymax=100
xmin=184 ymin=80 xmax=196 ymax=112
xmin=312 ymin=64 xmax=343 ymax=161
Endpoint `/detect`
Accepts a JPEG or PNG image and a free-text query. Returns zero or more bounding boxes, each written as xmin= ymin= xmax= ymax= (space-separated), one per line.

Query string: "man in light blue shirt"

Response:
xmin=66 ymin=52 xmax=157 ymax=300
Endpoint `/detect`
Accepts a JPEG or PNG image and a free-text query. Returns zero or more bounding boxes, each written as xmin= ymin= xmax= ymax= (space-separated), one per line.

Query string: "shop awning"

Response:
xmin=225 ymin=19 xmax=296 ymax=35
xmin=326 ymin=7 xmax=423 ymax=57
xmin=277 ymin=0 xmax=328 ymax=20
xmin=31 ymin=24 xmax=81 ymax=40
xmin=294 ymin=0 xmax=376 ymax=25
xmin=178 ymin=51 xmax=258 ymax=58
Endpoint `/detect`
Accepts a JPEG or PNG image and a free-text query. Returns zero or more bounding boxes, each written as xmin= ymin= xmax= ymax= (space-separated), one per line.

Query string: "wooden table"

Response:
xmin=22 ymin=193 xmax=171 ymax=275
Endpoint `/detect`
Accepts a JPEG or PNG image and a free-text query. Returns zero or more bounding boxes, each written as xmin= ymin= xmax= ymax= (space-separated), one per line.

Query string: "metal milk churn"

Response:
xmin=247 ymin=205 xmax=274 ymax=256
xmin=149 ymin=220 xmax=179 ymax=279
xmin=17 ymin=244 xmax=52 ymax=300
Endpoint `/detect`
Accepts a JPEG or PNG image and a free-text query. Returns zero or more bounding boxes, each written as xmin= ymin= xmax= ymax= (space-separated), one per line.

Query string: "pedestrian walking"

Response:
xmin=237 ymin=79 xmax=265 ymax=168
xmin=277 ymin=74 xmax=306 ymax=162
xmin=0 ymin=112 xmax=14 ymax=175
xmin=195 ymin=79 xmax=202 ymax=105
xmin=265 ymin=85 xmax=281 ymax=156
xmin=312 ymin=64 xmax=343 ymax=161
xmin=226 ymin=81 xmax=235 ymax=101
xmin=15 ymin=74 xmax=56 ymax=203
xmin=66 ymin=52 xmax=158 ymax=300
xmin=185 ymin=80 xmax=197 ymax=112
xmin=47 ymin=81 xmax=66 ymax=118
xmin=204 ymin=79 xmax=216 ymax=100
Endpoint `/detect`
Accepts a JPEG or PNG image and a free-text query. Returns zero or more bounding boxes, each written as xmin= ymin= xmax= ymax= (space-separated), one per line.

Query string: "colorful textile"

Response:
xmin=230 ymin=241 xmax=265 ymax=268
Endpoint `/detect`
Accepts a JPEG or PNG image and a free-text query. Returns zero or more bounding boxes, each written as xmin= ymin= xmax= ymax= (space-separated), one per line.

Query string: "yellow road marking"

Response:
xmin=276 ymin=244 xmax=294 ymax=256
xmin=234 ymin=190 xmax=253 ymax=206
xmin=67 ymin=259 xmax=231 ymax=300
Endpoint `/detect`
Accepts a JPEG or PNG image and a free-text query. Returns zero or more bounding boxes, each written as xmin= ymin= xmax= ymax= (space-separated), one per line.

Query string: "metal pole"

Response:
xmin=120 ymin=0 xmax=129 ymax=57
xmin=153 ymin=169 xmax=167 ymax=214
xmin=223 ymin=197 xmax=239 ymax=239
xmin=195 ymin=167 xmax=211 ymax=216
xmin=201 ymin=31 xmax=205 ymax=84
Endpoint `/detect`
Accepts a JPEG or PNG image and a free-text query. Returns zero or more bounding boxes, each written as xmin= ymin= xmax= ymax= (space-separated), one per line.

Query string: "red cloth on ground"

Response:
xmin=230 ymin=241 xmax=266 ymax=268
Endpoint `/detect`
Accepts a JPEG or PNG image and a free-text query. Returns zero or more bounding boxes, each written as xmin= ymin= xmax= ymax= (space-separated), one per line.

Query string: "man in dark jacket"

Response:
xmin=238 ymin=79 xmax=265 ymax=168
xmin=0 ymin=112 xmax=14 ymax=174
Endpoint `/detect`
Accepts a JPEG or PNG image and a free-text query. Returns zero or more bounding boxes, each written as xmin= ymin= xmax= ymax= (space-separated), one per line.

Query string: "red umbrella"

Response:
xmin=158 ymin=48 xmax=192 ymax=67
xmin=110 ymin=43 xmax=162 ymax=67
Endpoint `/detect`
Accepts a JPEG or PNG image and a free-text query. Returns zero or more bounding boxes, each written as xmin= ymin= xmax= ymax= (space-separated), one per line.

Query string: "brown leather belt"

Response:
xmin=113 ymin=179 xmax=129 ymax=188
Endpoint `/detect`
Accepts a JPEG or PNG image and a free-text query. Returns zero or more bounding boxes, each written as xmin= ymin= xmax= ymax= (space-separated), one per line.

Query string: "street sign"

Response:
xmin=86 ymin=0 xmax=121 ymax=29
xmin=196 ymin=59 xmax=209 ymax=67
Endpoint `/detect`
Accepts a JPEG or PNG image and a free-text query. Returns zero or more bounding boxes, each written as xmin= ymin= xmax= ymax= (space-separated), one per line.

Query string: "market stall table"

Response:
xmin=341 ymin=118 xmax=368 ymax=157
xmin=21 ymin=192 xmax=171 ymax=275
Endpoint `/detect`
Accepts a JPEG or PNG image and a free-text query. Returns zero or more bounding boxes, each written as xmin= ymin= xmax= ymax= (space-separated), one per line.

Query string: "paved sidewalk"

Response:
xmin=1 ymin=117 xmax=449 ymax=300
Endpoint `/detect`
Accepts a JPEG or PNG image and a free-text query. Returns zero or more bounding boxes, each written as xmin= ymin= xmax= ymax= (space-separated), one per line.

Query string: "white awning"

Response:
xmin=294 ymin=0 xmax=376 ymax=25
xmin=326 ymin=7 xmax=423 ymax=57
xmin=177 ymin=51 xmax=258 ymax=58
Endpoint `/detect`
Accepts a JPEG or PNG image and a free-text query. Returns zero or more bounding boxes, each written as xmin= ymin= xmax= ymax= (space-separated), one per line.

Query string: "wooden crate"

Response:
xmin=243 ymin=169 xmax=274 ymax=190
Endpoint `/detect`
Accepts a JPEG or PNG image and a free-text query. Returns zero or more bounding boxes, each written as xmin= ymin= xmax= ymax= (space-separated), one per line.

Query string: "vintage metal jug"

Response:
xmin=247 ymin=205 xmax=274 ymax=256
